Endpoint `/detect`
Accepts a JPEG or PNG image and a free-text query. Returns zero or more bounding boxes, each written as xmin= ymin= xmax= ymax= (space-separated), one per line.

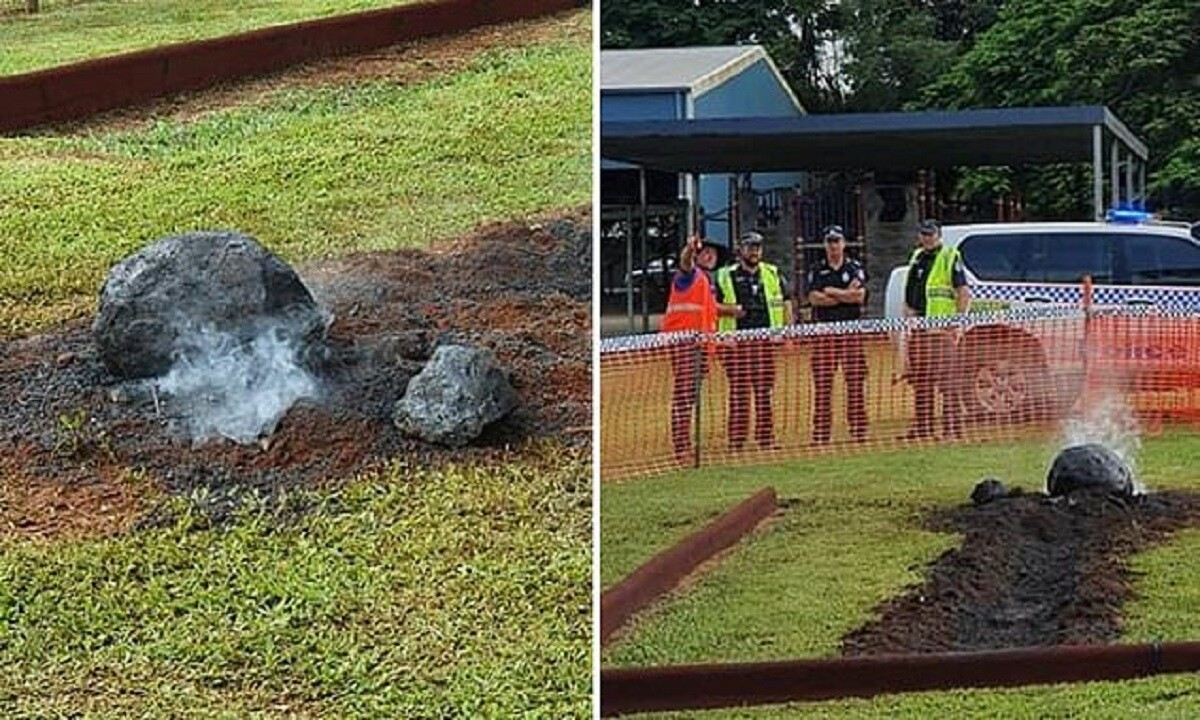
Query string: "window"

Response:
xmin=959 ymin=234 xmax=1024 ymax=281
xmin=1022 ymin=233 xmax=1113 ymax=283
xmin=1120 ymin=234 xmax=1200 ymax=286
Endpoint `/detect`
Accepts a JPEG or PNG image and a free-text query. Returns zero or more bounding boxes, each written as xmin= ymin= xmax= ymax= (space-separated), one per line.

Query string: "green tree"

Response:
xmin=600 ymin=0 xmax=846 ymax=112
xmin=839 ymin=0 xmax=1001 ymax=111
xmin=918 ymin=0 xmax=1200 ymax=218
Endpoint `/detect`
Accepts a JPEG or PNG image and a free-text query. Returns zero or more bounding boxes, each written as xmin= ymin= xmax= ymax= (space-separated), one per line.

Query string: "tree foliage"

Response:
xmin=917 ymin=0 xmax=1200 ymax=218
xmin=838 ymin=0 xmax=1001 ymax=111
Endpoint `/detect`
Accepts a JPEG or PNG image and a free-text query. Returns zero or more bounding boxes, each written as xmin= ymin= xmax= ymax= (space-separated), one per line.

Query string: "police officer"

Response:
xmin=902 ymin=218 xmax=971 ymax=441
xmin=806 ymin=225 xmax=868 ymax=445
xmin=715 ymin=231 xmax=792 ymax=452
xmin=661 ymin=235 xmax=724 ymax=465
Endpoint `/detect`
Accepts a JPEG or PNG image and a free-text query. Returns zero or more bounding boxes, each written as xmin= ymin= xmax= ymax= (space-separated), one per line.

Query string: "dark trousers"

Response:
xmin=811 ymin=333 xmax=868 ymax=443
xmin=720 ymin=338 xmax=776 ymax=450
xmin=907 ymin=329 xmax=964 ymax=439
xmin=669 ymin=343 xmax=706 ymax=462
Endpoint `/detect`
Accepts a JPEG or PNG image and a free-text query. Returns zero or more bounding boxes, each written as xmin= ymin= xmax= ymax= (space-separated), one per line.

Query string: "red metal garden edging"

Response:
xmin=600 ymin=641 xmax=1200 ymax=716
xmin=600 ymin=486 xmax=778 ymax=646
xmin=0 ymin=0 xmax=582 ymax=133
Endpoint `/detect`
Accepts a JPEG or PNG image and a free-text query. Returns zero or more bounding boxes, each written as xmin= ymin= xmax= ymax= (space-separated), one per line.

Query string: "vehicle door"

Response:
xmin=1104 ymin=232 xmax=1200 ymax=386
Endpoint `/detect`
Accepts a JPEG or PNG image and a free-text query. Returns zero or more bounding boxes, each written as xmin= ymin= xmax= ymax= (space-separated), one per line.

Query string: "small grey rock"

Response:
xmin=393 ymin=345 xmax=517 ymax=447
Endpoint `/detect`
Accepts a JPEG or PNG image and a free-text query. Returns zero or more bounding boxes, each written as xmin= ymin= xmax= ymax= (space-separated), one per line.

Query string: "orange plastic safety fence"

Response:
xmin=599 ymin=308 xmax=1200 ymax=481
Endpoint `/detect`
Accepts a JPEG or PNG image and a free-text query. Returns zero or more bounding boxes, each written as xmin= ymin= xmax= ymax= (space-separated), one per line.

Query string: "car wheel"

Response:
xmin=970 ymin=356 xmax=1034 ymax=417
xmin=958 ymin=328 xmax=1048 ymax=425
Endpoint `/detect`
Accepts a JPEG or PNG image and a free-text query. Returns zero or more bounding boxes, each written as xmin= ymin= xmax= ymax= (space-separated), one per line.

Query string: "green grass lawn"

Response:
xmin=600 ymin=430 xmax=1200 ymax=717
xmin=1 ymin=448 xmax=591 ymax=718
xmin=0 ymin=19 xmax=590 ymax=335
xmin=0 ymin=0 xmax=420 ymax=76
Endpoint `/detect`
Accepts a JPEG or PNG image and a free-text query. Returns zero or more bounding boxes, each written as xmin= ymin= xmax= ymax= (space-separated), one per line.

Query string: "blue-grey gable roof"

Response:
xmin=600 ymin=45 xmax=802 ymax=112
xmin=601 ymin=105 xmax=1147 ymax=172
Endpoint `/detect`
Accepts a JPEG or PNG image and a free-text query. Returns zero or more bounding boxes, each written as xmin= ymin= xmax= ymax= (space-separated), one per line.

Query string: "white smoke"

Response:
xmin=153 ymin=320 xmax=321 ymax=445
xmin=1059 ymin=393 xmax=1145 ymax=494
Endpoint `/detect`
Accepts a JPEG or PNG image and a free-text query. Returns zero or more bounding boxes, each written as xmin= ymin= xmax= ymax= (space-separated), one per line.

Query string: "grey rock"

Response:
xmin=393 ymin=344 xmax=518 ymax=447
xmin=971 ymin=477 xmax=1008 ymax=506
xmin=1046 ymin=443 xmax=1134 ymax=497
xmin=93 ymin=231 xmax=327 ymax=379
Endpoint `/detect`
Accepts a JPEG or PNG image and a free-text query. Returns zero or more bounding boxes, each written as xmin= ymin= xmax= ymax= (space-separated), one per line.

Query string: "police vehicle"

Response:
xmin=883 ymin=210 xmax=1200 ymax=420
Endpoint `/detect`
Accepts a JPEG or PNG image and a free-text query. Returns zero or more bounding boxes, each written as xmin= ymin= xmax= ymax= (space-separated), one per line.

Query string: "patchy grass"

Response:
xmin=600 ymin=430 xmax=1200 ymax=717
xmin=0 ymin=24 xmax=590 ymax=336
xmin=0 ymin=0 xmax=421 ymax=76
xmin=0 ymin=446 xmax=592 ymax=718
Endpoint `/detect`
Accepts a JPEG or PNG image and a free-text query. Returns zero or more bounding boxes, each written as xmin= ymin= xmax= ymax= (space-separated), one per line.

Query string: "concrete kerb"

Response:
xmin=0 ymin=0 xmax=580 ymax=133
xmin=600 ymin=641 xmax=1200 ymax=716
xmin=600 ymin=486 xmax=778 ymax=646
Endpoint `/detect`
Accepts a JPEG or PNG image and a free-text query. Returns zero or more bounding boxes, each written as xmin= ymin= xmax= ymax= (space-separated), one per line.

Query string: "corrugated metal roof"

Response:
xmin=600 ymin=45 xmax=766 ymax=97
xmin=601 ymin=106 xmax=1149 ymax=173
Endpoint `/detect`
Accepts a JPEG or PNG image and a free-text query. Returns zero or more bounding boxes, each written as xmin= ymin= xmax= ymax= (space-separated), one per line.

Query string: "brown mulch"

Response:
xmin=0 ymin=443 xmax=149 ymax=541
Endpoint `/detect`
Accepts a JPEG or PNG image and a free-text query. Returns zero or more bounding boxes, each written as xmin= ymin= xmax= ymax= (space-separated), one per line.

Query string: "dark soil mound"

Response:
xmin=842 ymin=489 xmax=1200 ymax=655
xmin=0 ymin=209 xmax=590 ymax=538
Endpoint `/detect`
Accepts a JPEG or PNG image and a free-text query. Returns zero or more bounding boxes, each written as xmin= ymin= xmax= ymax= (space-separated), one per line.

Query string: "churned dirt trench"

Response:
xmin=0 ymin=208 xmax=591 ymax=541
xmin=842 ymin=489 xmax=1200 ymax=654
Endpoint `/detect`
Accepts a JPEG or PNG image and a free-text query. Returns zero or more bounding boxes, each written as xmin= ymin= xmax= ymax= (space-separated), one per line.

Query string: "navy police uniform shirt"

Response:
xmin=806 ymin=258 xmax=867 ymax=322
xmin=904 ymin=246 xmax=967 ymax=317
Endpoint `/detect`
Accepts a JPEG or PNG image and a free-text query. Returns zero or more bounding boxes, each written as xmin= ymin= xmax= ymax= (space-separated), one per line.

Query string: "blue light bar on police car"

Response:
xmin=1105 ymin=206 xmax=1152 ymax=224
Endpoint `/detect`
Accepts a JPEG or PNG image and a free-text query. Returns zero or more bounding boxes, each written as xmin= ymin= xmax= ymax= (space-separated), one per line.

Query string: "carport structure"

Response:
xmin=601 ymin=104 xmax=1149 ymax=221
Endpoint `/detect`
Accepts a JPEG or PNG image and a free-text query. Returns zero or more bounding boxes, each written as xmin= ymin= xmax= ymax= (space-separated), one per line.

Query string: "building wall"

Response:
xmin=695 ymin=58 xmax=806 ymax=245
xmin=600 ymin=90 xmax=687 ymax=122
xmin=600 ymin=54 xmax=810 ymax=282
xmin=693 ymin=58 xmax=800 ymax=119
xmin=862 ymin=180 xmax=921 ymax=317
xmin=600 ymin=91 xmax=688 ymax=171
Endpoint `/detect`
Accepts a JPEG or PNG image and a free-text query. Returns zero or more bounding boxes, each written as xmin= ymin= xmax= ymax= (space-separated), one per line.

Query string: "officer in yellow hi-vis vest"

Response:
xmin=715 ymin=231 xmax=792 ymax=452
xmin=901 ymin=219 xmax=971 ymax=441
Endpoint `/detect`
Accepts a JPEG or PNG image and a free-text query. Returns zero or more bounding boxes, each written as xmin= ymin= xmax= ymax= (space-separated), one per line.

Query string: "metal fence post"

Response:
xmin=1081 ymin=275 xmax=1094 ymax=418
xmin=691 ymin=337 xmax=705 ymax=469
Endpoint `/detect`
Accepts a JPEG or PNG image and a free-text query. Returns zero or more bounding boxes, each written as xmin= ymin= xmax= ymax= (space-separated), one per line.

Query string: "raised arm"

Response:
xmin=678 ymin=235 xmax=699 ymax=273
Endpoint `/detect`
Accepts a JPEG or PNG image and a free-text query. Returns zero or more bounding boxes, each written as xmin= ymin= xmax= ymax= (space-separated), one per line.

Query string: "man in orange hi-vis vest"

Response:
xmin=662 ymin=235 xmax=723 ymax=466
